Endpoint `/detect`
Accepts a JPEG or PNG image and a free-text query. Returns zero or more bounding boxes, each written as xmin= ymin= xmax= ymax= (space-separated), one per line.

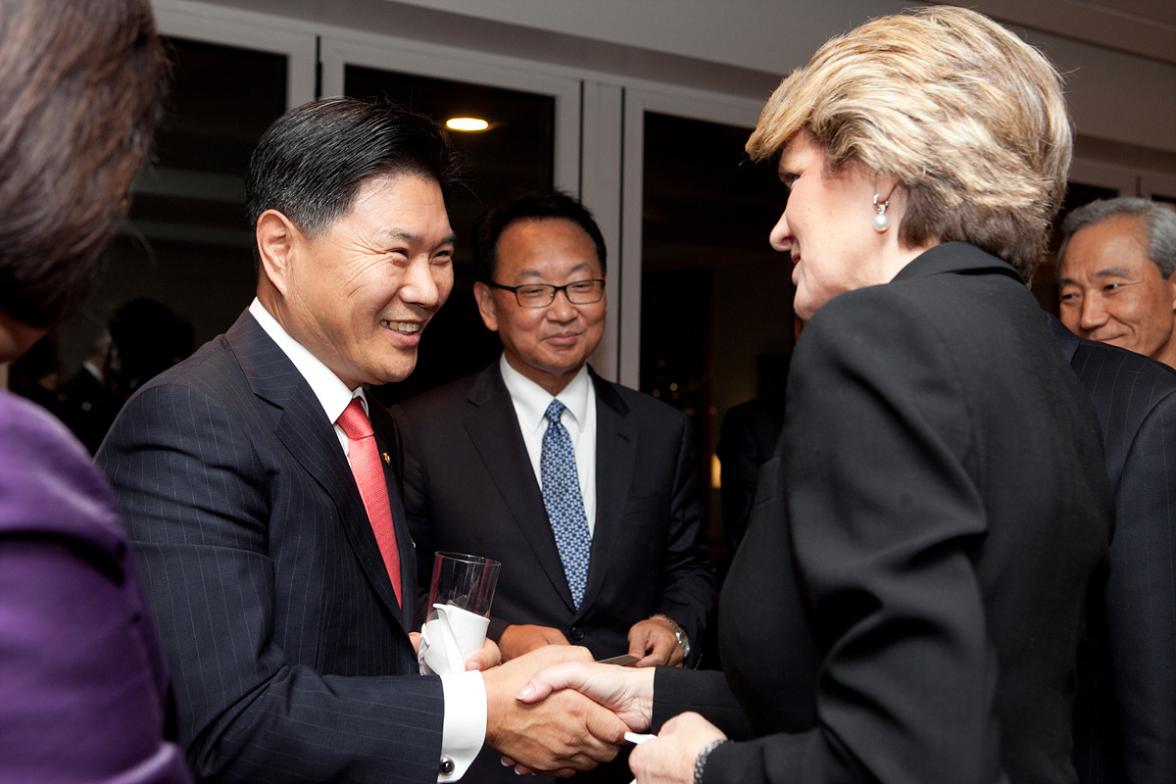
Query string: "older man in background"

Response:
xmin=1056 ymin=197 xmax=1176 ymax=784
xmin=1058 ymin=197 xmax=1176 ymax=370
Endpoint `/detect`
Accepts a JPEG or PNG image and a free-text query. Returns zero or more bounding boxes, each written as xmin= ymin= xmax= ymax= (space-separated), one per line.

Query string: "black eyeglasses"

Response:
xmin=487 ymin=278 xmax=606 ymax=308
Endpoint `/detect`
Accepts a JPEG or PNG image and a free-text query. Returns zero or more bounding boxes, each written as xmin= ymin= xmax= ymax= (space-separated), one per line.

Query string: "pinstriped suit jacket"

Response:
xmin=97 ymin=311 xmax=442 ymax=784
xmin=1055 ymin=318 xmax=1176 ymax=784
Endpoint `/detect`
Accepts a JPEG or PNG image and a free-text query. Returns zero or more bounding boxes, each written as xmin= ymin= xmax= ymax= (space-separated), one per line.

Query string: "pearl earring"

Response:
xmin=872 ymin=194 xmax=890 ymax=233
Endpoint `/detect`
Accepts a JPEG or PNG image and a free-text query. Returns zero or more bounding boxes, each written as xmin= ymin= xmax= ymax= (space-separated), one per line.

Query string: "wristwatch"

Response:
xmin=656 ymin=614 xmax=691 ymax=660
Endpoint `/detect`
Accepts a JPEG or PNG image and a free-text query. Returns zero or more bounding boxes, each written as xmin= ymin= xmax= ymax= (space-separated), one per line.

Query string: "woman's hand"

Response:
xmin=630 ymin=712 xmax=726 ymax=784
xmin=517 ymin=660 xmax=656 ymax=732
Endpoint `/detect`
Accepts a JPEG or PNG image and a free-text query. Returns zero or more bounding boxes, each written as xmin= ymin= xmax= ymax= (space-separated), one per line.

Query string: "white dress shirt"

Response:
xmin=249 ymin=298 xmax=484 ymax=782
xmin=499 ymin=355 xmax=597 ymax=533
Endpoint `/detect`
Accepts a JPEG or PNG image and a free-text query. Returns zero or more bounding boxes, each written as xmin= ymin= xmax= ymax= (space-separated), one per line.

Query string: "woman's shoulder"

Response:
xmin=0 ymin=391 xmax=124 ymax=553
xmin=811 ymin=253 xmax=1029 ymax=346
xmin=803 ymin=279 xmax=939 ymax=350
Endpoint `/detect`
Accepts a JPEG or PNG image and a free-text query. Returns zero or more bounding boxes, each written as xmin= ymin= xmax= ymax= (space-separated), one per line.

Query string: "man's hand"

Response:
xmin=630 ymin=712 xmax=726 ymax=784
xmin=483 ymin=645 xmax=627 ymax=777
xmin=466 ymin=637 xmax=502 ymax=671
xmin=499 ymin=623 xmax=571 ymax=661
xmin=409 ymin=632 xmax=501 ymax=671
xmin=517 ymin=659 xmax=655 ymax=732
xmin=627 ymin=615 xmax=684 ymax=667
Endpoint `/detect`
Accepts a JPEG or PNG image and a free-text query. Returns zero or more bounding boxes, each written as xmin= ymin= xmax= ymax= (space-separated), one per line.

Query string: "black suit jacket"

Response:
xmin=392 ymin=362 xmax=713 ymax=662
xmin=1054 ymin=319 xmax=1176 ymax=784
xmin=655 ymin=244 xmax=1113 ymax=784
xmin=98 ymin=311 xmax=444 ymax=784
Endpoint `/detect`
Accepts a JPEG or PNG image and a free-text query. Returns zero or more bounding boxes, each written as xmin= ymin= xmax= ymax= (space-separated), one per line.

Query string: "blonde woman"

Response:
xmin=520 ymin=7 xmax=1112 ymax=783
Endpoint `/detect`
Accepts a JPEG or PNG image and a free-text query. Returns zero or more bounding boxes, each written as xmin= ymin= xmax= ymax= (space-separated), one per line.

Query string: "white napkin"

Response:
xmin=418 ymin=603 xmax=490 ymax=675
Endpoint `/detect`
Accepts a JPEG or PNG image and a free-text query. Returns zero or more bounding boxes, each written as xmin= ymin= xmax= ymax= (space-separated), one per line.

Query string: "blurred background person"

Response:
xmin=519 ymin=7 xmax=1112 ymax=784
xmin=0 ymin=1 xmax=188 ymax=782
xmin=1057 ymin=197 xmax=1176 ymax=371
xmin=715 ymin=394 xmax=785 ymax=554
xmin=105 ymin=297 xmax=195 ymax=406
xmin=54 ymin=332 xmax=116 ymax=454
xmin=49 ymin=298 xmax=195 ymax=455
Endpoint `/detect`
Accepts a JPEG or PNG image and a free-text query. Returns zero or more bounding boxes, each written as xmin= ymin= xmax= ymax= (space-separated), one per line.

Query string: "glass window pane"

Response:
xmin=639 ymin=111 xmax=791 ymax=559
xmin=41 ymin=36 xmax=288 ymax=452
xmin=98 ymin=37 xmax=287 ymax=346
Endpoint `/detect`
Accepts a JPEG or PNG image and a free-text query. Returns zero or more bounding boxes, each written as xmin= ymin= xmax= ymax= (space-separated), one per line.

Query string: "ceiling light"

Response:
xmin=445 ymin=116 xmax=490 ymax=132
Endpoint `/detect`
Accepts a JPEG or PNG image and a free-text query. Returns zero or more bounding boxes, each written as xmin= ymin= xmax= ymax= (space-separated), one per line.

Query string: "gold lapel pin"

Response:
xmin=382 ymin=451 xmax=391 ymax=465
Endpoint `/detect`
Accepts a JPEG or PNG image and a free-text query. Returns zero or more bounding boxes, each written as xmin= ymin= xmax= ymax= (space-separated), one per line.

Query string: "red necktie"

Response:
xmin=337 ymin=397 xmax=402 ymax=607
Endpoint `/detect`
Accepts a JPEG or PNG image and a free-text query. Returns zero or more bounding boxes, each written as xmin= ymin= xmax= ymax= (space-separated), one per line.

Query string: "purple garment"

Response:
xmin=0 ymin=391 xmax=190 ymax=784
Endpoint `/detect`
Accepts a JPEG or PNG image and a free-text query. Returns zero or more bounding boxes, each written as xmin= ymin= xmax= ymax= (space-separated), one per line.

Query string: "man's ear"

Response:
xmin=256 ymin=209 xmax=302 ymax=298
xmin=473 ymin=282 xmax=499 ymax=332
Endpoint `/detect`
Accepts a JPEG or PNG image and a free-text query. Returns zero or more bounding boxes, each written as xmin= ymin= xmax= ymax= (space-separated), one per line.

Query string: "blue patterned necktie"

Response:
xmin=540 ymin=399 xmax=592 ymax=609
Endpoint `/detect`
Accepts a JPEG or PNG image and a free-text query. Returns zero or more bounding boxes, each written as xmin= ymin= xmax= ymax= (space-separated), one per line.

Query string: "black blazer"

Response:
xmin=1055 ymin=320 xmax=1176 ymax=784
xmin=98 ymin=311 xmax=444 ymax=784
xmin=392 ymin=362 xmax=713 ymax=660
xmin=654 ymin=244 xmax=1113 ymax=784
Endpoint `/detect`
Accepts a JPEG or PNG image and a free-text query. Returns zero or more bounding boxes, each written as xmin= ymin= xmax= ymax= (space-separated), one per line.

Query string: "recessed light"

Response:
xmin=445 ymin=117 xmax=490 ymax=132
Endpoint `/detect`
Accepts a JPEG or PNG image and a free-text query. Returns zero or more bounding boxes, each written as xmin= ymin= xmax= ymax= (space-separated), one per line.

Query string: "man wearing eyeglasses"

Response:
xmin=392 ymin=189 xmax=713 ymax=781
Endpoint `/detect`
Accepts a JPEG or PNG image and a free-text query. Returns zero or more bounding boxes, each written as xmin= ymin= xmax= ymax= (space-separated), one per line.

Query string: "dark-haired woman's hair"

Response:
xmin=0 ymin=0 xmax=169 ymax=328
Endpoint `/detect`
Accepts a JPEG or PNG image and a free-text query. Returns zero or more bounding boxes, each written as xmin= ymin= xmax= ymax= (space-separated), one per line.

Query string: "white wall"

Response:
xmin=388 ymin=0 xmax=899 ymax=76
xmin=387 ymin=0 xmax=1176 ymax=155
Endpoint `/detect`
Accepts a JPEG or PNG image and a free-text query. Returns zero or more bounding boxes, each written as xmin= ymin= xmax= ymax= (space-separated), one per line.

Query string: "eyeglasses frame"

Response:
xmin=485 ymin=278 xmax=607 ymax=308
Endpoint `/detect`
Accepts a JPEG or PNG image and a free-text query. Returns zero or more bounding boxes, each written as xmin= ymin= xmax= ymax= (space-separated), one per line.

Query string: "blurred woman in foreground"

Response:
xmin=521 ymin=7 xmax=1111 ymax=783
xmin=0 ymin=1 xmax=189 ymax=782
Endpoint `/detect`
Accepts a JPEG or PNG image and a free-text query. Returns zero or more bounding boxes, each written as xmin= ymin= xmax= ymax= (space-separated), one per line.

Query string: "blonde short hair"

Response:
xmin=746 ymin=5 xmax=1072 ymax=280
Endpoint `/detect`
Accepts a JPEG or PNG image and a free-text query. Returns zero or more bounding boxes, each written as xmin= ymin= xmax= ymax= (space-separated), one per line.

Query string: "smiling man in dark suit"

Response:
xmin=392 ymin=190 xmax=713 ymax=779
xmin=97 ymin=100 xmax=626 ymax=784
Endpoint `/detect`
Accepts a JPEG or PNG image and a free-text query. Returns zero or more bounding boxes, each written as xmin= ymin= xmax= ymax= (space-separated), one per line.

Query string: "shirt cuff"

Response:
xmin=438 ymin=670 xmax=487 ymax=781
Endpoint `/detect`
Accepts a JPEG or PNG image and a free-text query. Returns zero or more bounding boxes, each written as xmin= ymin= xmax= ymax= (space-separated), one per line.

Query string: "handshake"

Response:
xmin=465 ymin=643 xmax=727 ymax=782
xmin=477 ymin=644 xmax=653 ymax=777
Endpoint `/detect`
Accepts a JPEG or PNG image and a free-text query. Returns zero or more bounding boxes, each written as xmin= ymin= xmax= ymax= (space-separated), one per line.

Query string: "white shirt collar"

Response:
xmin=498 ymin=355 xmax=591 ymax=435
xmin=248 ymin=298 xmax=366 ymax=423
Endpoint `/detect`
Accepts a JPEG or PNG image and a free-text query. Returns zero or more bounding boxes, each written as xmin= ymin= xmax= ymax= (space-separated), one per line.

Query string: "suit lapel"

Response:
xmin=580 ymin=372 xmax=636 ymax=613
xmin=226 ymin=312 xmax=406 ymax=630
xmin=369 ymin=397 xmax=417 ymax=631
xmin=464 ymin=364 xmax=578 ymax=611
